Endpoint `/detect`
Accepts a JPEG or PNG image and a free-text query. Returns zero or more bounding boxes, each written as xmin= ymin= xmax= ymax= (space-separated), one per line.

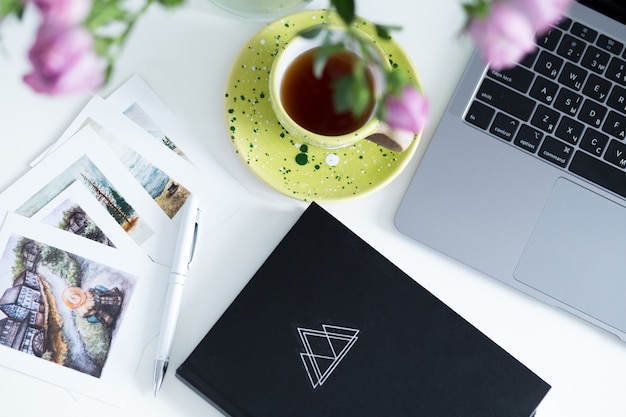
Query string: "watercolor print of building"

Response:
xmin=0 ymin=236 xmax=137 ymax=378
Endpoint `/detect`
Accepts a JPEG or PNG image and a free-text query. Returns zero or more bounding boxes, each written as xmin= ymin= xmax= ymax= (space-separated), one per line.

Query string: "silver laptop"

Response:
xmin=395 ymin=0 xmax=626 ymax=341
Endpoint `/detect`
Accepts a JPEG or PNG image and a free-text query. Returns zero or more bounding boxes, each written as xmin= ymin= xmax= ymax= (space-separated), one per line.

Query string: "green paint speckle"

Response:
xmin=295 ymin=153 xmax=308 ymax=165
xmin=299 ymin=144 xmax=308 ymax=153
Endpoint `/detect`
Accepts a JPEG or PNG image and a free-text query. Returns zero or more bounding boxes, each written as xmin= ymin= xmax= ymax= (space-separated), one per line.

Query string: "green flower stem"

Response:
xmin=307 ymin=4 xmax=407 ymax=119
xmin=86 ymin=0 xmax=155 ymax=81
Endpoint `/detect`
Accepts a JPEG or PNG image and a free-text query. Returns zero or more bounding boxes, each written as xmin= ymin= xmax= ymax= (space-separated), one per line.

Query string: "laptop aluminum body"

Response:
xmin=396 ymin=0 xmax=626 ymax=341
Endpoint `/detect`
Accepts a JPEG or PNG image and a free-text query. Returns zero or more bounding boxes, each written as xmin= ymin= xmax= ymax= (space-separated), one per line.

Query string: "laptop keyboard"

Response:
xmin=465 ymin=16 xmax=626 ymax=199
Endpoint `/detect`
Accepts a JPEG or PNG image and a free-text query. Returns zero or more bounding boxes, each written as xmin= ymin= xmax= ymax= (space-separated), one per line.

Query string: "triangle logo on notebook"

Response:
xmin=297 ymin=324 xmax=359 ymax=389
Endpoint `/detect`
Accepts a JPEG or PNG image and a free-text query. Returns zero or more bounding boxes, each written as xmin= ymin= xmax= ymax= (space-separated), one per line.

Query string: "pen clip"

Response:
xmin=187 ymin=215 xmax=199 ymax=268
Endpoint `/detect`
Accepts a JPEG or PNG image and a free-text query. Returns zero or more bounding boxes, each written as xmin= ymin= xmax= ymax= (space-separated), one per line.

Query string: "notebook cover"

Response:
xmin=176 ymin=202 xmax=550 ymax=417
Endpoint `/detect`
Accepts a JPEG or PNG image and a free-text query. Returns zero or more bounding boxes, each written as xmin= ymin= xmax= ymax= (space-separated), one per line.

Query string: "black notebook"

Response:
xmin=176 ymin=202 xmax=550 ymax=417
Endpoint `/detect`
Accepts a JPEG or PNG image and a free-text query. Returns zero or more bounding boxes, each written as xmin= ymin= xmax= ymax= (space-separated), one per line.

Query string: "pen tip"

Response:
xmin=153 ymin=359 xmax=169 ymax=396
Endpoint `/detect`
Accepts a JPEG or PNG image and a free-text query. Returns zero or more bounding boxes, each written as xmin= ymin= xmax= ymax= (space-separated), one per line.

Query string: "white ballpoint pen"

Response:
xmin=153 ymin=194 xmax=200 ymax=395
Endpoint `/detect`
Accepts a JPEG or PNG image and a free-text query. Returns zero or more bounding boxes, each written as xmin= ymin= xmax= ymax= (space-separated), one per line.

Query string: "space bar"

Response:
xmin=569 ymin=151 xmax=626 ymax=198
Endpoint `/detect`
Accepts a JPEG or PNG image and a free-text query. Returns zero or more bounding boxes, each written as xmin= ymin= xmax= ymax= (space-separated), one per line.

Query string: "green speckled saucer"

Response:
xmin=224 ymin=9 xmax=421 ymax=202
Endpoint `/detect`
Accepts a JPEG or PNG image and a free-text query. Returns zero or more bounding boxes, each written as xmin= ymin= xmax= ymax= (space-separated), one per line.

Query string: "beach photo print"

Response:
xmin=0 ymin=125 xmax=179 ymax=266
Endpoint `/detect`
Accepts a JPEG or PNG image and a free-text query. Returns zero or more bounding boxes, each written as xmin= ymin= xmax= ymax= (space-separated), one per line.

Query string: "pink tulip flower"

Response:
xmin=383 ymin=86 xmax=429 ymax=134
xmin=511 ymin=0 xmax=574 ymax=33
xmin=23 ymin=24 xmax=106 ymax=95
xmin=32 ymin=0 xmax=93 ymax=26
xmin=467 ymin=1 xmax=536 ymax=71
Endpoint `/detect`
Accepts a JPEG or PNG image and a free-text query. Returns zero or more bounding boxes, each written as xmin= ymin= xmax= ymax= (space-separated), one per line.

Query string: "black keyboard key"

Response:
xmin=606 ymin=57 xmax=626 ymax=85
xmin=604 ymin=139 xmax=626 ymax=168
xmin=558 ymin=62 xmax=587 ymax=91
xmin=570 ymin=150 xmax=626 ymax=198
xmin=578 ymin=99 xmax=608 ymax=128
xmin=581 ymin=46 xmax=610 ymax=74
xmin=580 ymin=128 xmax=609 ymax=156
xmin=487 ymin=65 xmax=535 ymax=93
xmin=535 ymin=51 xmax=564 ymax=79
xmin=538 ymin=136 xmax=574 ymax=167
xmin=489 ymin=112 xmax=519 ymax=141
xmin=476 ymin=78 xmax=535 ymax=121
xmin=514 ymin=124 xmax=543 ymax=153
xmin=530 ymin=76 xmax=558 ymax=104
xmin=597 ymin=34 xmax=623 ymax=55
xmin=557 ymin=34 xmax=586 ymax=63
xmin=465 ymin=101 xmax=495 ymax=130
xmin=582 ymin=73 xmax=611 ymax=102
xmin=531 ymin=104 xmax=560 ymax=133
xmin=571 ymin=22 xmax=598 ymax=42
xmin=555 ymin=115 xmax=584 ymax=144
xmin=554 ymin=88 xmax=583 ymax=116
xmin=602 ymin=111 xmax=626 ymax=140
xmin=537 ymin=27 xmax=563 ymax=51
xmin=519 ymin=49 xmax=539 ymax=68
xmin=607 ymin=85 xmax=626 ymax=113
xmin=555 ymin=17 xmax=572 ymax=31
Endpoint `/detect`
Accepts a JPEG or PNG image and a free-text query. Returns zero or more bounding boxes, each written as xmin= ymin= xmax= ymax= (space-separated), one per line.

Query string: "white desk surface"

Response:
xmin=1 ymin=1 xmax=625 ymax=416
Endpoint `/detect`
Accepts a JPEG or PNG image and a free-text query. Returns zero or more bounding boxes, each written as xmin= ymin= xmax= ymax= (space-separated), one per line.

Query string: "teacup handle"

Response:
xmin=365 ymin=122 xmax=416 ymax=152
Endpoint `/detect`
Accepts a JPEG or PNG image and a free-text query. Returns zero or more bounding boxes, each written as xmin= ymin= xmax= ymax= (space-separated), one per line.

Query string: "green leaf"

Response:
xmin=93 ymin=36 xmax=117 ymax=57
xmin=313 ymin=55 xmax=328 ymax=80
xmin=462 ymin=0 xmax=490 ymax=19
xmin=332 ymin=75 xmax=355 ymax=114
xmin=385 ymin=69 xmax=409 ymax=95
xmin=351 ymin=81 xmax=371 ymax=116
xmin=312 ymin=42 xmax=345 ymax=78
xmin=332 ymin=72 xmax=371 ymax=117
xmin=104 ymin=62 xmax=114 ymax=84
xmin=157 ymin=0 xmax=184 ymax=8
xmin=0 ymin=0 xmax=24 ymax=19
xmin=298 ymin=26 xmax=324 ymax=39
xmin=85 ymin=2 xmax=128 ymax=30
xmin=350 ymin=66 xmax=372 ymax=116
xmin=331 ymin=0 xmax=355 ymax=25
xmin=375 ymin=24 xmax=402 ymax=40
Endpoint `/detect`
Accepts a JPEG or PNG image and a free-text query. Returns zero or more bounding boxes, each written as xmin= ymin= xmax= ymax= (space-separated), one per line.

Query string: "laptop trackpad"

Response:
xmin=514 ymin=178 xmax=626 ymax=333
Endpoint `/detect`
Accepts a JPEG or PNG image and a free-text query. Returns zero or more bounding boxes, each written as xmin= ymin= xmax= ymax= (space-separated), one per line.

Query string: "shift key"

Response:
xmin=477 ymin=78 xmax=536 ymax=121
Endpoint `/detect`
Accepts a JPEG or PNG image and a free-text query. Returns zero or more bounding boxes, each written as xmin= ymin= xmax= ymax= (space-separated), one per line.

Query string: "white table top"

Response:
xmin=1 ymin=1 xmax=625 ymax=416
